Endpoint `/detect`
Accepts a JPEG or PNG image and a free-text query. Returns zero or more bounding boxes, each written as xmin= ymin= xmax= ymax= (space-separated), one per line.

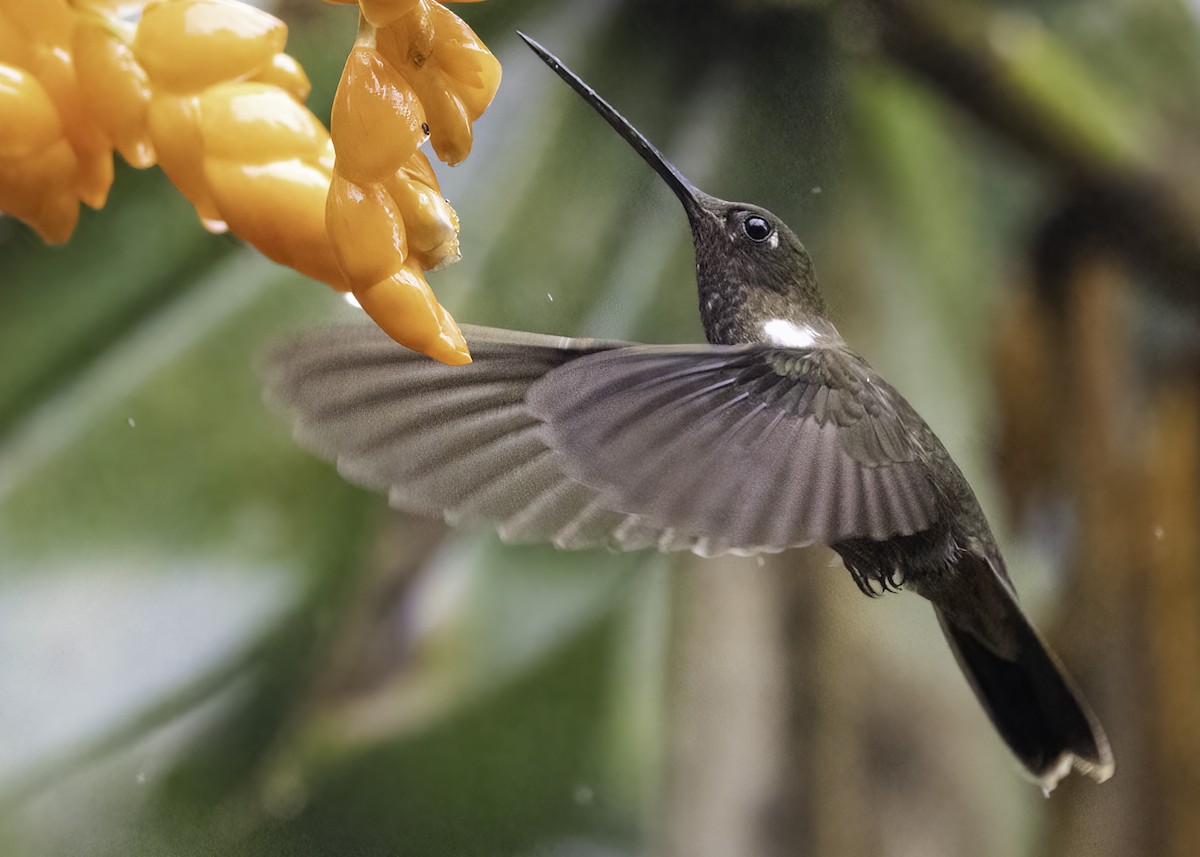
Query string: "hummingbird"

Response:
xmin=266 ymin=35 xmax=1113 ymax=791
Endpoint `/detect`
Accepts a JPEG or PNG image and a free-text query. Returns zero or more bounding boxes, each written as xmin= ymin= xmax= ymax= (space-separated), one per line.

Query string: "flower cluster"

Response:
xmin=326 ymin=0 xmax=500 ymax=363
xmin=0 ymin=0 xmax=501 ymax=364
xmin=134 ymin=0 xmax=346 ymax=287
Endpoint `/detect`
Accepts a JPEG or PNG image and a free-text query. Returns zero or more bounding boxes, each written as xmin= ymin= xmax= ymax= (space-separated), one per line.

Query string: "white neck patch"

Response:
xmin=762 ymin=319 xmax=819 ymax=348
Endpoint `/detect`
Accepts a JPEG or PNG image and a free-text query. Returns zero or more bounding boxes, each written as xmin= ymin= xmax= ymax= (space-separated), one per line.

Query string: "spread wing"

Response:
xmin=525 ymin=344 xmax=940 ymax=549
xmin=265 ymin=324 xmax=940 ymax=555
xmin=265 ymin=324 xmax=707 ymax=553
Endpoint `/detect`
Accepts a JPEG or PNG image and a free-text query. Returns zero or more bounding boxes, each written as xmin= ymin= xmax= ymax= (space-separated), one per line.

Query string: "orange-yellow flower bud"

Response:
xmin=397 ymin=146 xmax=438 ymax=187
xmin=0 ymin=0 xmax=73 ymax=52
xmin=31 ymin=42 xmax=114 ymax=208
xmin=331 ymin=46 xmax=426 ymax=184
xmin=352 ymin=261 xmax=470 ymax=365
xmin=0 ymin=20 xmax=33 ymax=69
xmin=251 ymin=52 xmax=311 ymax=104
xmin=326 ymin=171 xmax=409 ymax=286
xmin=374 ymin=1 xmax=499 ymax=166
xmin=133 ymin=0 xmax=286 ymax=93
xmin=412 ymin=81 xmax=472 ymax=167
xmin=207 ymin=157 xmax=344 ymax=288
xmin=72 ymin=0 xmax=150 ymax=14
xmin=73 ymin=16 xmax=155 ymax=168
xmin=384 ymin=168 xmax=459 ymax=271
xmin=0 ymin=139 xmax=80 ymax=242
xmin=356 ymin=0 xmax=421 ymax=29
xmin=424 ymin=1 xmax=499 ymax=100
xmin=0 ymin=64 xmax=62 ymax=160
xmin=200 ymin=82 xmax=328 ymax=162
xmin=147 ymin=92 xmax=225 ymax=229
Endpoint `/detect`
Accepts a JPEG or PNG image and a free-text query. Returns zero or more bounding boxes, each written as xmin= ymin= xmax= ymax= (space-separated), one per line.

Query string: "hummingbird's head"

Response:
xmin=521 ymin=34 xmax=827 ymax=345
xmin=684 ymin=196 xmax=826 ymax=343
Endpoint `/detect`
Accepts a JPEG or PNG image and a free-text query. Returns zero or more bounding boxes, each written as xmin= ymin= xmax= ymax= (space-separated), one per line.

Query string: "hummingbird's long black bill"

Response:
xmin=518 ymin=32 xmax=705 ymax=218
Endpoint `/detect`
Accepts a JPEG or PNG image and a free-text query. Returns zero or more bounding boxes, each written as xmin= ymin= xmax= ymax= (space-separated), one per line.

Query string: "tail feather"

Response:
xmin=932 ymin=556 xmax=1114 ymax=791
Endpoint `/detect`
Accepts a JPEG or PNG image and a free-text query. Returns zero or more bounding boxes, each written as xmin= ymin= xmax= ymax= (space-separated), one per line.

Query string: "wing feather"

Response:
xmin=526 ymin=345 xmax=941 ymax=547
xmin=268 ymin=325 xmax=705 ymax=551
xmin=266 ymin=324 xmax=942 ymax=555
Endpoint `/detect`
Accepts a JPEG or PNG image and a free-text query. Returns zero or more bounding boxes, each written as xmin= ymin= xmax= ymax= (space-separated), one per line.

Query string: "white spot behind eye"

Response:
xmin=763 ymin=319 xmax=818 ymax=348
xmin=767 ymin=233 xmax=779 ymax=249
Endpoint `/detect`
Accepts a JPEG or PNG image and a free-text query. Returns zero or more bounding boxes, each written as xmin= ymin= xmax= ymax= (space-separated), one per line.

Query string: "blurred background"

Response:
xmin=3 ymin=0 xmax=1200 ymax=854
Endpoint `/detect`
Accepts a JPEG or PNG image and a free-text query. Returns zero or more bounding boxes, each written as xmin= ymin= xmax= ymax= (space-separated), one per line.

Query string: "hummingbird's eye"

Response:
xmin=742 ymin=215 xmax=773 ymax=243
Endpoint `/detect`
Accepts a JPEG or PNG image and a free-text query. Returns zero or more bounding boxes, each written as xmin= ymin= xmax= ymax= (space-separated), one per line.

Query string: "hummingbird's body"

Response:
xmin=267 ymin=36 xmax=1113 ymax=790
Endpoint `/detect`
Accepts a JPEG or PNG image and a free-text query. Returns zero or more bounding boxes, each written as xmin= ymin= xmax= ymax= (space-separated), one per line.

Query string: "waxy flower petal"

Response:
xmin=0 ymin=64 xmax=62 ymax=159
xmin=133 ymin=0 xmax=285 ymax=92
xmin=331 ymin=46 xmax=427 ymax=184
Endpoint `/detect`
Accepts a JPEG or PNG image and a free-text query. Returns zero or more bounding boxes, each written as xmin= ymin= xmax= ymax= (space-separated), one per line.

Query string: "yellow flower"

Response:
xmin=0 ymin=0 xmax=500 ymax=365
xmin=326 ymin=1 xmax=500 ymax=364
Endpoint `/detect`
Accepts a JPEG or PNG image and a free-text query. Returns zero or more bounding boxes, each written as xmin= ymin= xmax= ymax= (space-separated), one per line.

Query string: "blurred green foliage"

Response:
xmin=2 ymin=1 xmax=1198 ymax=855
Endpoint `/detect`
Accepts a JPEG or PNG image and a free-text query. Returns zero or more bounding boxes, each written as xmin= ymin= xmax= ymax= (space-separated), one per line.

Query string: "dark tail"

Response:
xmin=932 ymin=556 xmax=1114 ymax=791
